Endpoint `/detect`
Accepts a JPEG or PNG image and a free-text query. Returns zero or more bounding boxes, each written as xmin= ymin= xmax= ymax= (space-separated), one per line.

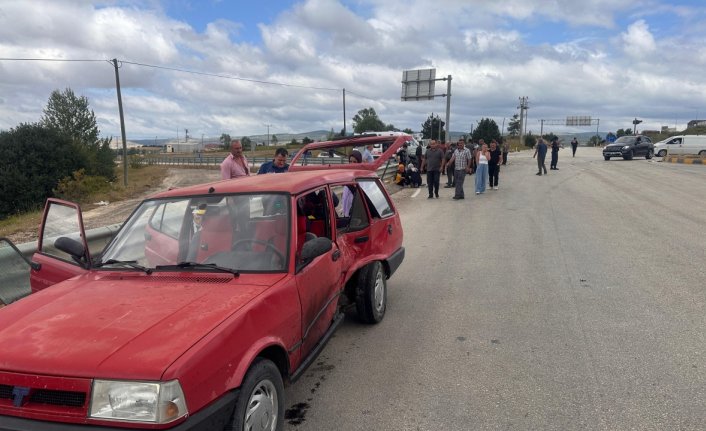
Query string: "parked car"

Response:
xmin=654 ymin=135 xmax=706 ymax=157
xmin=0 ymin=137 xmax=407 ymax=430
xmin=602 ymin=135 xmax=654 ymax=160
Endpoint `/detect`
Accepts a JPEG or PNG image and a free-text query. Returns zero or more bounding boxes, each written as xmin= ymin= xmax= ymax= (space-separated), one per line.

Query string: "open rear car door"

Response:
xmin=30 ymin=198 xmax=91 ymax=293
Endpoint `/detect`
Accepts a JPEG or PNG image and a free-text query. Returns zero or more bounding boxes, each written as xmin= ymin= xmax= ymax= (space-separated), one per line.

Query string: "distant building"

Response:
xmin=661 ymin=126 xmax=677 ymax=133
xmin=687 ymin=120 xmax=706 ymax=128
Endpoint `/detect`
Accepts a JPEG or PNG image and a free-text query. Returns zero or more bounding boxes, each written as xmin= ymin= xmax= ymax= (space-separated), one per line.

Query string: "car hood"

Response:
xmin=604 ymin=144 xmax=626 ymax=149
xmin=0 ymin=271 xmax=285 ymax=379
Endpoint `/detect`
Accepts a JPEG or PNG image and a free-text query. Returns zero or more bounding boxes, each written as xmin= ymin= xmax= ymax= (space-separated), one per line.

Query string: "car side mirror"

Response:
xmin=54 ymin=236 xmax=86 ymax=263
xmin=300 ymin=237 xmax=332 ymax=262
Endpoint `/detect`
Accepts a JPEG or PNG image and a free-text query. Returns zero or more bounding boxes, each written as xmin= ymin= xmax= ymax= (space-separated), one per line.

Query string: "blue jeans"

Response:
xmin=475 ymin=163 xmax=488 ymax=193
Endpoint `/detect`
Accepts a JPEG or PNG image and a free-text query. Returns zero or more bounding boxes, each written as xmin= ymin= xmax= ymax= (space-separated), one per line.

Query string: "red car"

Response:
xmin=0 ymin=135 xmax=408 ymax=430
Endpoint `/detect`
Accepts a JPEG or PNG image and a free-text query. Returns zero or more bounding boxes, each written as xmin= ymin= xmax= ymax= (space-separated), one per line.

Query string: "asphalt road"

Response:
xmin=283 ymin=147 xmax=705 ymax=431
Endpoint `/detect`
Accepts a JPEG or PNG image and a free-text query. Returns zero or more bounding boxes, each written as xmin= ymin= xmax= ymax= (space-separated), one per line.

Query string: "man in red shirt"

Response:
xmin=220 ymin=140 xmax=250 ymax=180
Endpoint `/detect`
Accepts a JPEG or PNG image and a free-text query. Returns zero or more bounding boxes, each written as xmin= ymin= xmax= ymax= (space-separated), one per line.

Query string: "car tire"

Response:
xmin=657 ymin=149 xmax=667 ymax=157
xmin=230 ymin=358 xmax=284 ymax=431
xmin=623 ymin=151 xmax=633 ymax=160
xmin=356 ymin=261 xmax=387 ymax=324
xmin=646 ymin=149 xmax=653 ymax=159
xmin=604 ymin=156 xmax=610 ymax=161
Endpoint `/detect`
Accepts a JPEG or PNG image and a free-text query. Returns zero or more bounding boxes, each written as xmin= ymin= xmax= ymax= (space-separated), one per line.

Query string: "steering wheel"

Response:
xmin=231 ymin=239 xmax=285 ymax=265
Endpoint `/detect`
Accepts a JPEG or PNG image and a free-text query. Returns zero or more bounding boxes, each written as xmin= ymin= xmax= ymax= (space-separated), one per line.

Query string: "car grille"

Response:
xmin=0 ymin=372 xmax=91 ymax=420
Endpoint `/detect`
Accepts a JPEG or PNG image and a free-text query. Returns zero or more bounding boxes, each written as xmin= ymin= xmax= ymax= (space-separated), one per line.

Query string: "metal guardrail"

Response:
xmin=0 ymin=157 xmax=402 ymax=304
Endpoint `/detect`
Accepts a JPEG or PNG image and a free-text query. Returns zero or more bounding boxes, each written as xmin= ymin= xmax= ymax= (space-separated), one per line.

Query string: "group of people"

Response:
xmin=532 ymin=136 xmax=571 ymax=175
xmin=410 ymin=138 xmax=506 ymax=200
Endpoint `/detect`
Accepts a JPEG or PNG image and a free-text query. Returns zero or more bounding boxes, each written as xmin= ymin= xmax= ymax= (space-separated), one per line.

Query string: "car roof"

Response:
xmin=149 ymin=169 xmax=379 ymax=199
xmin=289 ymin=134 xmax=410 ymax=172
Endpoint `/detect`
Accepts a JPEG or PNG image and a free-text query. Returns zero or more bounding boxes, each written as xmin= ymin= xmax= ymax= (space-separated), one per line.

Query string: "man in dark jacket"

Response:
xmin=533 ymin=138 xmax=548 ymax=175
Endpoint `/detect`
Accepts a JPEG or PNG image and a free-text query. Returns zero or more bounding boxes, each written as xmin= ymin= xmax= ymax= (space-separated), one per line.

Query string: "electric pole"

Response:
xmin=518 ymin=97 xmax=529 ymax=147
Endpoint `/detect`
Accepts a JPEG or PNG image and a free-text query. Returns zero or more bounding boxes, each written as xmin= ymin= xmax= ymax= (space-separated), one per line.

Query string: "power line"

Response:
xmin=119 ymin=60 xmax=341 ymax=92
xmin=0 ymin=57 xmax=106 ymax=62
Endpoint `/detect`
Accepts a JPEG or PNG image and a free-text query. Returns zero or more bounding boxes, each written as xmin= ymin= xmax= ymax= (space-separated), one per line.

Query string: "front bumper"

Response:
xmin=0 ymin=390 xmax=237 ymax=431
xmin=603 ymin=151 xmax=625 ymax=157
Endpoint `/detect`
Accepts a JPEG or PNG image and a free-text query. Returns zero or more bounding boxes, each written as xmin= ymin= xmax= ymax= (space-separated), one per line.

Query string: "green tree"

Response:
xmin=220 ymin=133 xmax=232 ymax=149
xmin=271 ymin=134 xmax=278 ymax=145
xmin=507 ymin=114 xmax=521 ymax=136
xmin=471 ymin=118 xmax=501 ymax=143
xmin=241 ymin=136 xmax=252 ymax=150
xmin=421 ymin=114 xmax=445 ymax=141
xmin=352 ymin=107 xmax=386 ymax=133
xmin=41 ymin=88 xmax=115 ymax=179
xmin=524 ymin=134 xmax=537 ymax=148
xmin=542 ymin=132 xmax=558 ymax=142
xmin=41 ymin=88 xmax=99 ymax=145
xmin=402 ymin=128 xmax=414 ymax=134
xmin=302 ymin=137 xmax=313 ymax=145
xmin=0 ymin=123 xmax=84 ymax=217
xmin=290 ymin=138 xmax=299 ymax=146
xmin=589 ymin=135 xmax=602 ymax=146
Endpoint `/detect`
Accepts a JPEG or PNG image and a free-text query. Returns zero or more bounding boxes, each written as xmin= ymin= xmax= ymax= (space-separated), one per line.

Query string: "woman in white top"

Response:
xmin=475 ymin=143 xmax=489 ymax=194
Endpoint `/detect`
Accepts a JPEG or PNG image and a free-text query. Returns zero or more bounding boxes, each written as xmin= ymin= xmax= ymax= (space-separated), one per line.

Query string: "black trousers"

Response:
xmin=488 ymin=164 xmax=499 ymax=187
xmin=550 ymin=152 xmax=558 ymax=169
xmin=571 ymin=144 xmax=577 ymax=156
xmin=446 ymin=164 xmax=454 ymax=186
xmin=427 ymin=170 xmax=440 ymax=196
xmin=502 ymin=151 xmax=508 ymax=165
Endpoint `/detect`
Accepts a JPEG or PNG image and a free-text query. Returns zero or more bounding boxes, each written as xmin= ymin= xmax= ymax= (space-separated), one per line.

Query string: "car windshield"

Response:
xmin=615 ymin=136 xmax=637 ymax=144
xmin=98 ymin=193 xmax=290 ymax=272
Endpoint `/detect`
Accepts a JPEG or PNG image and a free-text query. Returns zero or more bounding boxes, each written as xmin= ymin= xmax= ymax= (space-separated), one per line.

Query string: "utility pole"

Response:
xmin=265 ymin=124 xmax=272 ymax=146
xmin=342 ymin=88 xmax=346 ymax=136
xmin=111 ymin=59 xmax=128 ymax=186
xmin=444 ymin=75 xmax=451 ymax=142
xmin=518 ymin=97 xmax=529 ymax=147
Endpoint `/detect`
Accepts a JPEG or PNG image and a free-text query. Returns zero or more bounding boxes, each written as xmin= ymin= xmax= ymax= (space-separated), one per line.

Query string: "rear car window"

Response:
xmin=358 ymin=179 xmax=394 ymax=218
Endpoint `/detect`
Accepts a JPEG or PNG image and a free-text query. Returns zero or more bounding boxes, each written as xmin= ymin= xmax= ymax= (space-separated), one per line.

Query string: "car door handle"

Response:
xmin=332 ymin=250 xmax=341 ymax=261
xmin=387 ymin=225 xmax=393 ymax=234
xmin=354 ymin=236 xmax=369 ymax=244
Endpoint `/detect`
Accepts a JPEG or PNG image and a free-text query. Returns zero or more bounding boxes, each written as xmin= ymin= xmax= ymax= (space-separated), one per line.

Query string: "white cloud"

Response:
xmin=621 ymin=20 xmax=657 ymax=57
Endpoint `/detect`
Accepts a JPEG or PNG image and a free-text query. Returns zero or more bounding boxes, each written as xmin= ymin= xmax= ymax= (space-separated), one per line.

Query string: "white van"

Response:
xmin=654 ymin=135 xmax=706 ymax=157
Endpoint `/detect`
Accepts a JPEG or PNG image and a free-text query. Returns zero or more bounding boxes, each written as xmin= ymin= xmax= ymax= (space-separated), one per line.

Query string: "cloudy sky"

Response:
xmin=1 ymin=0 xmax=705 ymax=140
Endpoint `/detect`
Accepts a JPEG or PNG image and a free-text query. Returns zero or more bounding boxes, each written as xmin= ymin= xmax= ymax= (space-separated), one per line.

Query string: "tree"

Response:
xmin=241 ymin=136 xmax=252 ymax=150
xmin=220 ymin=133 xmax=232 ymax=149
xmin=471 ymin=118 xmax=501 ymax=144
xmin=402 ymin=128 xmax=414 ymax=134
xmin=41 ymin=88 xmax=99 ymax=145
xmin=302 ymin=137 xmax=313 ymax=145
xmin=271 ymin=135 xmax=278 ymax=145
xmin=41 ymin=88 xmax=115 ymax=180
xmin=589 ymin=135 xmax=602 ymax=146
xmin=524 ymin=134 xmax=537 ymax=148
xmin=542 ymin=132 xmax=558 ymax=142
xmin=352 ymin=107 xmax=386 ymax=133
xmin=0 ymin=123 xmax=84 ymax=217
xmin=289 ymin=138 xmax=299 ymax=146
xmin=507 ymin=114 xmax=521 ymax=136
xmin=421 ymin=114 xmax=445 ymax=141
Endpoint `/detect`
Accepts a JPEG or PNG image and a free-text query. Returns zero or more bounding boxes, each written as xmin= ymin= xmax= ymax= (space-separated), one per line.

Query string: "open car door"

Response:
xmin=30 ymin=198 xmax=91 ymax=293
xmin=288 ymin=134 xmax=412 ymax=172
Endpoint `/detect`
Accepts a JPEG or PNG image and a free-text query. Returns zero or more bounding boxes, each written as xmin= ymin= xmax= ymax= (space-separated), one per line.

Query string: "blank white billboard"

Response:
xmin=401 ymin=69 xmax=436 ymax=101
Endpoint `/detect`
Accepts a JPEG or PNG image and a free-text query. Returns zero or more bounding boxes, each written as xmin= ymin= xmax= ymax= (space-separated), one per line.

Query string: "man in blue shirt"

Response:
xmin=258 ymin=148 xmax=289 ymax=174
xmin=533 ymin=138 xmax=548 ymax=176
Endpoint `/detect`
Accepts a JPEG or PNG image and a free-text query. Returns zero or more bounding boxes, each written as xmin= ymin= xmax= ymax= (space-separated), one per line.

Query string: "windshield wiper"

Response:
xmin=97 ymin=259 xmax=152 ymax=274
xmin=155 ymin=262 xmax=239 ymax=276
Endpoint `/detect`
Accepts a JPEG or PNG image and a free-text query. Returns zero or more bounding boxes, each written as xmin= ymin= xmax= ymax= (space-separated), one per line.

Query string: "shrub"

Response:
xmin=53 ymin=169 xmax=112 ymax=203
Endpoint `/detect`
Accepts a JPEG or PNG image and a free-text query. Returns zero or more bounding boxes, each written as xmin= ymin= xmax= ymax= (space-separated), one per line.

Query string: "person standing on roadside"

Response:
xmin=220 ymin=139 xmax=250 ymax=180
xmin=444 ymin=139 xmax=472 ymax=200
xmin=487 ymin=140 xmax=503 ymax=190
xmin=571 ymin=137 xmax=578 ymax=157
xmin=257 ymin=147 xmax=289 ymax=174
xmin=421 ymin=139 xmax=444 ymax=199
xmin=475 ymin=142 xmax=490 ymax=194
xmin=443 ymin=141 xmax=455 ymax=188
xmin=362 ymin=144 xmax=375 ymax=163
xmin=501 ymin=137 xmax=509 ymax=165
xmin=533 ymin=138 xmax=548 ymax=175
xmin=550 ymin=137 xmax=561 ymax=170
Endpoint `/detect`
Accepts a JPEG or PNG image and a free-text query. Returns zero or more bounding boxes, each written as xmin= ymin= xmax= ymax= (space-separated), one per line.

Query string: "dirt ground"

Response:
xmin=9 ymin=168 xmax=222 ymax=245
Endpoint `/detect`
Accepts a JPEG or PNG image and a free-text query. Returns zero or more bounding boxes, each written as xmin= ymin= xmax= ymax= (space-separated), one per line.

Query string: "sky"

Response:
xmin=1 ymin=0 xmax=706 ymax=141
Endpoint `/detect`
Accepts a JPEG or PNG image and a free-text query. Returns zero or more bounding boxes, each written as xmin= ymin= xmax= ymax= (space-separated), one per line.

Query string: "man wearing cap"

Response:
xmin=220 ymin=139 xmax=250 ymax=180
xmin=258 ymin=148 xmax=289 ymax=174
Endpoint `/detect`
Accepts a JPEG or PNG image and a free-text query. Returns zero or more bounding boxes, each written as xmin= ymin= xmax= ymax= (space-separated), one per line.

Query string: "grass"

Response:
xmin=0 ymin=165 xmax=168 ymax=240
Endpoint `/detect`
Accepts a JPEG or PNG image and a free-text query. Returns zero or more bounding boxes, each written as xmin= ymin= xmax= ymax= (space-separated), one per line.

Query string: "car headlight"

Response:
xmin=622 ymin=145 xmax=630 ymax=150
xmin=90 ymin=380 xmax=188 ymax=424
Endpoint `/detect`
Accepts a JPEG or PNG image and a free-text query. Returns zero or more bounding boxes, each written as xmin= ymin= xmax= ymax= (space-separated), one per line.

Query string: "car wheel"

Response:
xmin=604 ymin=156 xmax=610 ymax=161
xmin=356 ymin=261 xmax=387 ymax=324
xmin=230 ymin=358 xmax=284 ymax=431
xmin=657 ymin=149 xmax=667 ymax=157
xmin=646 ymin=149 xmax=653 ymax=159
xmin=623 ymin=151 xmax=633 ymax=160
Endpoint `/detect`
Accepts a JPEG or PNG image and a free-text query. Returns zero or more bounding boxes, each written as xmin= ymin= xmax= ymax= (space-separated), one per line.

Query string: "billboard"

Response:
xmin=401 ymin=69 xmax=436 ymax=101
xmin=566 ymin=116 xmax=592 ymax=126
